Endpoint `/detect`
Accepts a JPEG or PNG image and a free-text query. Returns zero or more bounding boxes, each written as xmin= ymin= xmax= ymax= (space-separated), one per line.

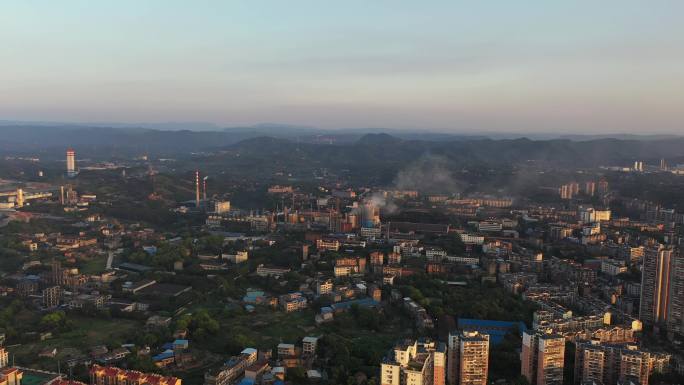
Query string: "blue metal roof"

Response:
xmin=330 ymin=297 xmax=379 ymax=311
xmin=457 ymin=318 xmax=527 ymax=345
xmin=152 ymin=351 xmax=174 ymax=361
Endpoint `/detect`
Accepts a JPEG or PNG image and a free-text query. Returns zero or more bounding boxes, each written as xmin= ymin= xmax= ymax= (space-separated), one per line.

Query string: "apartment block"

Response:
xmin=447 ymin=331 xmax=489 ymax=385
xmin=574 ymin=341 xmax=670 ymax=385
xmin=381 ymin=339 xmax=446 ymax=385
xmin=204 ymin=348 xmax=258 ymax=385
xmin=521 ymin=330 xmax=565 ymax=385
xmin=91 ymin=364 xmax=181 ymax=385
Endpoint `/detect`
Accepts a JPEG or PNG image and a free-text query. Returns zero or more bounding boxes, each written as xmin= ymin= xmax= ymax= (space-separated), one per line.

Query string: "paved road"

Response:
xmin=106 ymin=251 xmax=114 ymax=270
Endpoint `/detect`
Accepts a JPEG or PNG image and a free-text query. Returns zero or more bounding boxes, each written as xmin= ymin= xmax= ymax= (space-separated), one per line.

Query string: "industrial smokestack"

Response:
xmin=203 ymin=176 xmax=208 ymax=201
xmin=195 ymin=170 xmax=201 ymax=208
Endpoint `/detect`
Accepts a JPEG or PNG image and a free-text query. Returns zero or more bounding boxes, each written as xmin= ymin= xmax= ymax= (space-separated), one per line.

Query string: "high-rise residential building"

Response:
xmin=521 ymin=330 xmax=565 ymax=385
xmin=433 ymin=343 xmax=447 ymax=385
xmin=584 ymin=181 xmax=596 ymax=196
xmin=559 ymin=182 xmax=580 ymax=200
xmin=660 ymin=158 xmax=668 ymax=171
xmin=50 ymin=260 xmax=67 ymax=286
xmin=66 ymin=148 xmax=77 ymax=177
xmin=667 ymin=250 xmax=684 ymax=338
xmin=42 ymin=285 xmax=61 ymax=308
xmin=639 ymin=246 xmax=679 ymax=329
xmin=633 ymin=161 xmax=644 ymax=172
xmin=381 ymin=339 xmax=446 ymax=385
xmin=574 ymin=341 xmax=670 ymax=385
xmin=0 ymin=346 xmax=8 ymax=368
xmin=559 ymin=184 xmax=572 ymax=200
xmin=447 ymin=331 xmax=489 ymax=385
xmin=597 ymin=178 xmax=609 ymax=196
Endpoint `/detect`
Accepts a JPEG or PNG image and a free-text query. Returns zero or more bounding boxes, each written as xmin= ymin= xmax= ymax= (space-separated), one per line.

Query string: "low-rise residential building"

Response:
xmin=91 ymin=364 xmax=181 ymax=385
xmin=316 ymin=280 xmax=333 ymax=296
xmin=255 ymin=265 xmax=291 ymax=277
xmin=302 ymin=337 xmax=318 ymax=356
xmin=279 ymin=292 xmax=308 ymax=312
xmin=0 ymin=367 xmax=22 ymax=385
xmin=458 ymin=233 xmax=485 ymax=245
xmin=380 ymin=339 xmax=446 ymax=385
xmin=333 ymin=256 xmax=366 ymax=277
xmin=225 ymin=251 xmax=248 ymax=264
xmin=316 ymin=238 xmax=340 ymax=252
xmin=600 ymin=259 xmax=628 ymax=277
xmin=204 ymin=348 xmax=258 ymax=385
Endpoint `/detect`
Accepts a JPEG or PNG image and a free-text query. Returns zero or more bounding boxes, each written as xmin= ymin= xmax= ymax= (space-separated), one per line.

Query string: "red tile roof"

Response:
xmin=90 ymin=365 xmax=180 ymax=385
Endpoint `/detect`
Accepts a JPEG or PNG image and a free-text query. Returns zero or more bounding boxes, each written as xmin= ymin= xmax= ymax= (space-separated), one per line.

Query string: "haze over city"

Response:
xmin=2 ymin=1 xmax=684 ymax=133
xmin=2 ymin=3 xmax=684 ymax=385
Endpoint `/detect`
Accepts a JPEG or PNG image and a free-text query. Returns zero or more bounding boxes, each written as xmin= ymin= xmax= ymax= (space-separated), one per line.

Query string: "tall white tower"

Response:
xmin=66 ymin=148 xmax=77 ymax=177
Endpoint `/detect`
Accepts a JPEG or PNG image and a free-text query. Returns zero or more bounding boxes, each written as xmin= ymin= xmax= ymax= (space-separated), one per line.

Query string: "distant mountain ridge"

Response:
xmin=1 ymin=125 xmax=683 ymax=167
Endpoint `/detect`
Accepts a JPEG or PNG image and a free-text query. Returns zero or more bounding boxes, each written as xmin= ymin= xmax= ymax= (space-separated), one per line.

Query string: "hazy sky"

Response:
xmin=1 ymin=1 xmax=683 ymax=133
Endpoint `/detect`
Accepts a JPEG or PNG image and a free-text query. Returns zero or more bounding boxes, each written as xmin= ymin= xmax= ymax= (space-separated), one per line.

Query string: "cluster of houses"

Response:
xmin=205 ymin=337 xmax=322 ymax=385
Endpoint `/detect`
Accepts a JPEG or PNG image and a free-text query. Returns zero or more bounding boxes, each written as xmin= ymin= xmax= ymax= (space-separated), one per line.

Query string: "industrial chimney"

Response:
xmin=195 ymin=170 xmax=201 ymax=208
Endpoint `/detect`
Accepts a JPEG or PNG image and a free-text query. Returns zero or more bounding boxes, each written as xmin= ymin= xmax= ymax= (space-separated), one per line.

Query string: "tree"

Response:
xmin=40 ymin=311 xmax=69 ymax=332
xmin=287 ymin=367 xmax=307 ymax=383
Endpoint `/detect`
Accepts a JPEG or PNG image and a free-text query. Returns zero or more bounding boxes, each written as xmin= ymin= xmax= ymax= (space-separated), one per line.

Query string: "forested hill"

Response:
xmin=1 ymin=125 xmax=683 ymax=168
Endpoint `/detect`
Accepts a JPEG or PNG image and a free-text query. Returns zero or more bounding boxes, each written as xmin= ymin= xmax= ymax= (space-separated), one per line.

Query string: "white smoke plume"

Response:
xmin=393 ymin=154 xmax=463 ymax=195
xmin=366 ymin=192 xmax=399 ymax=215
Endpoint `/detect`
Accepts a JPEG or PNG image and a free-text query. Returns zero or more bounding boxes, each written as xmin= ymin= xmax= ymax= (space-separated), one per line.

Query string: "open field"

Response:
xmin=9 ymin=315 xmax=143 ymax=368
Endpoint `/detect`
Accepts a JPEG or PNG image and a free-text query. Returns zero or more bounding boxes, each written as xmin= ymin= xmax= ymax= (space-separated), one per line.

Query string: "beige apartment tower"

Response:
xmin=447 ymin=331 xmax=489 ymax=385
xmin=521 ymin=330 xmax=565 ymax=385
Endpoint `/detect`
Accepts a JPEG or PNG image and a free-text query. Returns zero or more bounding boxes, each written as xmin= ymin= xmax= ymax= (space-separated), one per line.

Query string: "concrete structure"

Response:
xmin=42 ymin=285 xmax=61 ymax=308
xmin=213 ymin=201 xmax=231 ymax=214
xmin=66 ymin=148 xmax=77 ymax=177
xmin=277 ymin=343 xmax=295 ymax=357
xmin=91 ymin=364 xmax=181 ymax=385
xmin=458 ymin=233 xmax=484 ymax=245
xmin=601 ymin=259 xmax=628 ymax=277
xmin=381 ymin=339 xmax=446 ymax=385
xmin=521 ymin=330 xmax=565 ymax=385
xmin=668 ymin=250 xmax=684 ymax=338
xmin=0 ymin=347 xmax=8 ymax=368
xmin=195 ymin=170 xmax=201 ymax=208
xmin=255 ymin=265 xmax=290 ymax=277
xmin=204 ymin=348 xmax=257 ymax=385
xmin=225 ymin=251 xmax=248 ymax=264
xmin=302 ymin=336 xmax=318 ymax=355
xmin=316 ymin=279 xmax=333 ymax=296
xmin=334 ymin=256 xmax=366 ymax=277
xmin=447 ymin=331 xmax=489 ymax=385
xmin=639 ymin=246 xmax=679 ymax=329
xmin=574 ymin=341 xmax=669 ymax=385
xmin=0 ymin=367 xmax=22 ymax=385
xmin=579 ymin=207 xmax=611 ymax=223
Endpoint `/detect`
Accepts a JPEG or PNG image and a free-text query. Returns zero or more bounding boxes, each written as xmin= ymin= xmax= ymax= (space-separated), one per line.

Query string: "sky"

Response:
xmin=1 ymin=1 xmax=683 ymax=133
